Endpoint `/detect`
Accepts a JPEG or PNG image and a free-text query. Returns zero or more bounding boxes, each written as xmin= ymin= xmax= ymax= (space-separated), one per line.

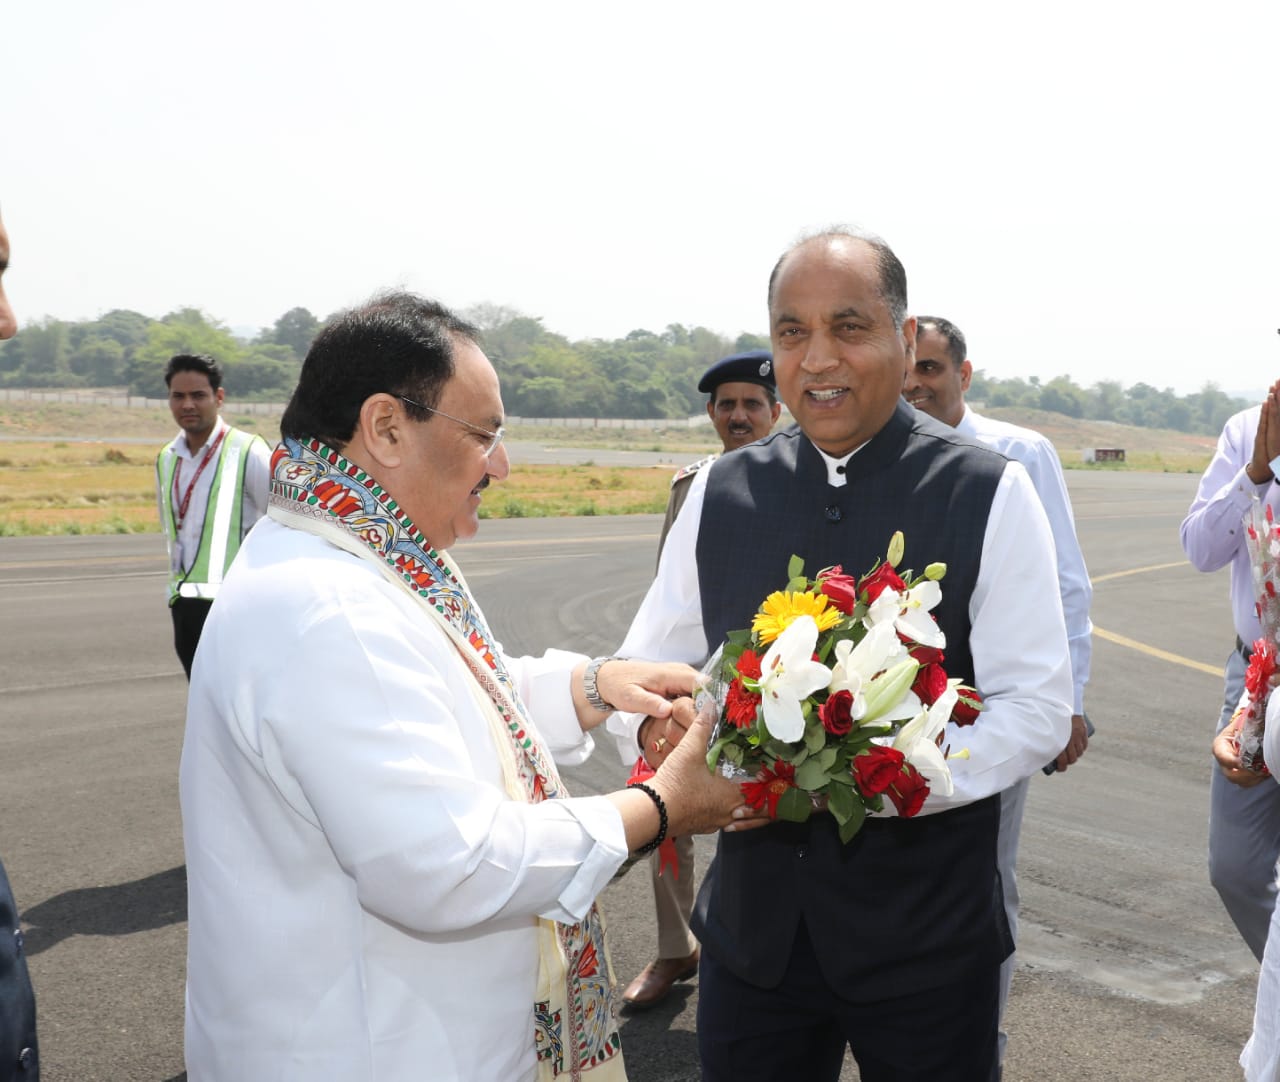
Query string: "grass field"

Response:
xmin=0 ymin=440 xmax=674 ymax=536
xmin=0 ymin=395 xmax=1217 ymax=535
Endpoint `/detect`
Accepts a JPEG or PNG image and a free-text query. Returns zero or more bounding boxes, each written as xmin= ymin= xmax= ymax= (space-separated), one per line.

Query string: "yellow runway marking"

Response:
xmin=1092 ymin=559 xmax=1223 ymax=677
xmin=1092 ymin=560 xmax=1189 ymax=585
xmin=1092 ymin=627 xmax=1223 ymax=678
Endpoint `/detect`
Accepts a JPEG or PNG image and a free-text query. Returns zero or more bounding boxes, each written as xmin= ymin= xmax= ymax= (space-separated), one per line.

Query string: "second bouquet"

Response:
xmin=702 ymin=531 xmax=983 ymax=843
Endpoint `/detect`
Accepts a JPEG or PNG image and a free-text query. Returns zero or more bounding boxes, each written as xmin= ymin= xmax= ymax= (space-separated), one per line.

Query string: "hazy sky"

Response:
xmin=8 ymin=1 xmax=1278 ymax=396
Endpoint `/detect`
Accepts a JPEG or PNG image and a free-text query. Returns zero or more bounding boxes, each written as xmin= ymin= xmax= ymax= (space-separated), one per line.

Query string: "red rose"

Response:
xmin=859 ymin=563 xmax=906 ymax=604
xmin=725 ymin=679 xmax=762 ymax=729
xmin=818 ymin=689 xmax=855 ymax=735
xmin=911 ymin=662 xmax=948 ymax=706
xmin=951 ymin=689 xmax=983 ymax=727
xmin=736 ymin=648 xmax=763 ymax=680
xmin=886 ymin=763 xmax=931 ymax=817
xmin=818 ymin=568 xmax=859 ymax=615
xmin=851 ymin=745 xmax=905 ymax=796
xmin=1246 ymin=641 xmax=1277 ymax=700
xmin=905 ymin=640 xmax=945 ymax=666
xmin=741 ymin=761 xmax=797 ymax=818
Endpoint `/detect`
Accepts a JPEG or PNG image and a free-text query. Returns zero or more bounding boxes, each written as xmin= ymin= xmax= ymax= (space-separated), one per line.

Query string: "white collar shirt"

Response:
xmin=956 ymin=406 xmax=1092 ymax=713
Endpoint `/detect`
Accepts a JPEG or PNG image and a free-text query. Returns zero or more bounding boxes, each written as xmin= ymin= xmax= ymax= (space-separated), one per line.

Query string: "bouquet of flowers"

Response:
xmin=701 ymin=532 xmax=983 ymax=843
xmin=1238 ymin=499 xmax=1280 ymax=772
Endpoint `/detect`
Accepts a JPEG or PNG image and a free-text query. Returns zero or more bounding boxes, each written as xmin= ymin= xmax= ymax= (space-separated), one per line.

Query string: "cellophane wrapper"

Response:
xmin=698 ymin=645 xmax=754 ymax=782
xmin=1240 ymin=499 xmax=1280 ymax=771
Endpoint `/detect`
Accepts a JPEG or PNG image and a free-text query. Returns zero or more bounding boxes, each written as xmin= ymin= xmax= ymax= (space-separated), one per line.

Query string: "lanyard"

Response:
xmin=172 ymin=427 xmax=227 ymax=528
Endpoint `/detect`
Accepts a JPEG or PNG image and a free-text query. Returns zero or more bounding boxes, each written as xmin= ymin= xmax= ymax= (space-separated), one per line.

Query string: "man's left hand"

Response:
xmin=1053 ymin=713 xmax=1090 ymax=773
xmin=595 ymin=659 xmax=700 ymax=723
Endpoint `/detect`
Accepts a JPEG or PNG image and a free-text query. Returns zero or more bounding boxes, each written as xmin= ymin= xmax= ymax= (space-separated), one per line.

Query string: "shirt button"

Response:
xmin=18 ymin=1047 xmax=34 ymax=1068
xmin=12 ymin=928 xmax=22 ymax=953
xmin=796 ymin=846 xmax=807 ymax=859
xmin=825 ymin=506 xmax=843 ymax=523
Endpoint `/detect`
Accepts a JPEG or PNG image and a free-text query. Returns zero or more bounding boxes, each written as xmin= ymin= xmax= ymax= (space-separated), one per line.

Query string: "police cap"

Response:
xmin=696 ymin=349 xmax=775 ymax=394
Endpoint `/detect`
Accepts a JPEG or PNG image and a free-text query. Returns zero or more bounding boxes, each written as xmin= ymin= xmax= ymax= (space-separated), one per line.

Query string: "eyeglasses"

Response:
xmin=397 ymin=394 xmax=506 ymax=458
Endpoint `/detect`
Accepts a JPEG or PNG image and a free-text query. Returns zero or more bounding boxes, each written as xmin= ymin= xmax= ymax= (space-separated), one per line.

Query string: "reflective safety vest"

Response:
xmin=157 ymin=427 xmax=264 ymax=604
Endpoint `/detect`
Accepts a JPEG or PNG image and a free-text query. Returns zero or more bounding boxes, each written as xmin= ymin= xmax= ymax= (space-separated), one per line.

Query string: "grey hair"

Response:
xmin=766 ymin=225 xmax=909 ymax=331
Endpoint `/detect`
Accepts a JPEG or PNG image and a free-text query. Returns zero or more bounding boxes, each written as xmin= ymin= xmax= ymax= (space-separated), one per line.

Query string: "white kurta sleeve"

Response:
xmin=1017 ymin=438 xmax=1093 ymax=714
xmin=256 ymin=584 xmax=628 ymax=931
xmin=924 ymin=461 xmax=1074 ymax=810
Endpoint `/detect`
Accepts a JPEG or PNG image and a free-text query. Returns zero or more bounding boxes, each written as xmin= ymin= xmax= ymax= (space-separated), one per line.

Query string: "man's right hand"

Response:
xmin=1246 ymin=381 xmax=1280 ymax=484
xmin=1213 ymin=720 xmax=1271 ymax=789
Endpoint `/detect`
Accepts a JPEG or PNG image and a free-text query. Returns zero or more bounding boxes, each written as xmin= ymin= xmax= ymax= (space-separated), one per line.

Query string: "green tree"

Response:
xmin=68 ymin=336 xmax=126 ymax=384
xmin=16 ymin=318 xmax=72 ymax=382
xmin=265 ymin=307 xmax=320 ymax=362
xmin=129 ymin=309 xmax=244 ymax=397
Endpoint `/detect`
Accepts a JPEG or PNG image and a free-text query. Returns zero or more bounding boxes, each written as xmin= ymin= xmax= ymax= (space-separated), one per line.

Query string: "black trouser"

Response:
xmin=170 ymin=598 xmax=214 ymax=680
xmin=698 ymin=918 xmax=1000 ymax=1082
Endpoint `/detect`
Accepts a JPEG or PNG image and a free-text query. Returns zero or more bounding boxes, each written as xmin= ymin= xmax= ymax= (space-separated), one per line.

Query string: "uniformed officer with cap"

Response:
xmin=621 ymin=348 xmax=781 ymax=1009
xmin=653 ymin=350 xmax=783 ymax=553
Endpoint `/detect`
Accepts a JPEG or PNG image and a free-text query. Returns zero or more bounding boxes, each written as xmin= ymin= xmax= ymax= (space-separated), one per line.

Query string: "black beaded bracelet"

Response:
xmin=627 ymin=781 xmax=669 ymax=855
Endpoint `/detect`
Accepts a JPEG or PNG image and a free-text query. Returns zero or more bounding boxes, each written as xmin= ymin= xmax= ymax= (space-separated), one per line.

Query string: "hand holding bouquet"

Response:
xmin=701 ymin=531 xmax=982 ymax=842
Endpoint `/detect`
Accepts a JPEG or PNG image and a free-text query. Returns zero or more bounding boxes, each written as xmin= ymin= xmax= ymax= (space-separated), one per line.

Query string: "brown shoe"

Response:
xmin=620 ymin=950 xmax=700 ymax=1009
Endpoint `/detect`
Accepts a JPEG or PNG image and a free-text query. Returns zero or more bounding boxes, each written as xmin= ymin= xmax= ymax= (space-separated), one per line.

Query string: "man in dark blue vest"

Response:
xmin=612 ymin=227 xmax=1072 ymax=1081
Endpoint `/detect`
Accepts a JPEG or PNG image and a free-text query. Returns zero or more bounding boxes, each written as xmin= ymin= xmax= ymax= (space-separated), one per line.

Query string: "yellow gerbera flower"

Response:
xmin=751 ymin=590 xmax=840 ymax=644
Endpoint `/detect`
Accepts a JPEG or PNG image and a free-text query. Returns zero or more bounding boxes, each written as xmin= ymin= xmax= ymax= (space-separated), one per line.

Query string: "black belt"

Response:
xmin=1237 ymin=636 xmax=1253 ymax=662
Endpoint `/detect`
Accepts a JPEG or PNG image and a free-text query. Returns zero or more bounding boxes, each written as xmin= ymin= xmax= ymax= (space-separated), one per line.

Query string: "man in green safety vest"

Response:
xmin=156 ymin=354 xmax=271 ymax=679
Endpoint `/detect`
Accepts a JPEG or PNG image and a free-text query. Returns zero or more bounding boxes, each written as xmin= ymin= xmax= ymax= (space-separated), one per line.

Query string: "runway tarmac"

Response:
xmin=0 ymin=469 xmax=1259 ymax=1081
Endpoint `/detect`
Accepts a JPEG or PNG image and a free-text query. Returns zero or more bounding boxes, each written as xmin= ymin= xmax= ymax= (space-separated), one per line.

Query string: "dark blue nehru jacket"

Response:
xmin=692 ymin=398 xmax=1012 ymax=1000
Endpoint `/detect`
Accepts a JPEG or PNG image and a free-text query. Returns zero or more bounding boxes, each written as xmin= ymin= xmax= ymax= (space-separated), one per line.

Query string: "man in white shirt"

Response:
xmin=155 ymin=353 xmax=271 ymax=678
xmin=1182 ymin=386 xmax=1280 ymax=960
xmin=609 ymin=229 xmax=1071 ymax=1081
xmin=180 ymin=292 xmax=767 ymax=1082
xmin=904 ymin=314 xmax=1092 ymax=1067
xmin=622 ymin=349 xmax=782 ymax=1010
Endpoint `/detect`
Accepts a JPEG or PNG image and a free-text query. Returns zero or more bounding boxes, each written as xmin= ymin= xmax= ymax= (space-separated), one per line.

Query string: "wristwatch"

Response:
xmin=583 ymin=655 xmax=625 ymax=712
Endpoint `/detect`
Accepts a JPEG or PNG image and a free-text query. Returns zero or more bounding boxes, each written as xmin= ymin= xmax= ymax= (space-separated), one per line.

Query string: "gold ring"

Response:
xmin=652 ymin=737 xmax=668 ymax=753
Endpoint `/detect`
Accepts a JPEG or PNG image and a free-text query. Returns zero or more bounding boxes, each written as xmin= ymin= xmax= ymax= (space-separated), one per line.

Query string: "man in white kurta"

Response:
xmin=180 ymin=292 xmax=762 ymax=1082
xmin=182 ymin=520 xmax=627 ymax=1081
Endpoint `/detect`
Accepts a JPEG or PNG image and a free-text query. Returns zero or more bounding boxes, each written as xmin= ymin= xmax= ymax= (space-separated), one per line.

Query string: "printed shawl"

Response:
xmin=268 ymin=436 xmax=626 ymax=1081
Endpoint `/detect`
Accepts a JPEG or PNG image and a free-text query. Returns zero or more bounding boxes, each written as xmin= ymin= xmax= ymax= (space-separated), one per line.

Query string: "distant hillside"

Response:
xmin=975 ymin=405 xmax=1216 ymax=471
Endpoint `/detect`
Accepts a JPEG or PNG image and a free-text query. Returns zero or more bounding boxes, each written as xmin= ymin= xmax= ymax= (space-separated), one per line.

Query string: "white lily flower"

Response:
xmin=893 ymin=580 xmax=946 ymax=649
xmin=863 ymin=589 xmax=902 ymax=629
xmin=892 ymin=685 xmax=959 ymax=798
xmin=828 ymin=622 xmax=904 ymax=705
xmin=757 ymin=615 xmax=832 ymax=742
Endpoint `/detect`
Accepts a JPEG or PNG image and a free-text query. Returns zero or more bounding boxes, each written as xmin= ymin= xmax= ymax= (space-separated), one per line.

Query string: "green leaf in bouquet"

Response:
xmin=706 ymin=733 xmax=742 ymax=772
xmin=775 ymin=786 xmax=813 ymax=823
xmin=826 ymin=779 xmax=856 ymax=822
xmin=725 ymin=629 xmax=753 ymax=648
xmin=787 ymin=554 xmax=806 ymax=581
xmin=793 ymin=757 xmax=832 ymax=791
xmin=837 ymin=800 xmax=867 ymax=843
xmin=815 ymin=746 xmax=839 ymax=771
xmin=802 ymin=722 xmax=826 ymax=754
xmin=762 ymin=737 xmax=796 ymax=760
xmin=825 ymin=770 xmax=856 ymax=788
